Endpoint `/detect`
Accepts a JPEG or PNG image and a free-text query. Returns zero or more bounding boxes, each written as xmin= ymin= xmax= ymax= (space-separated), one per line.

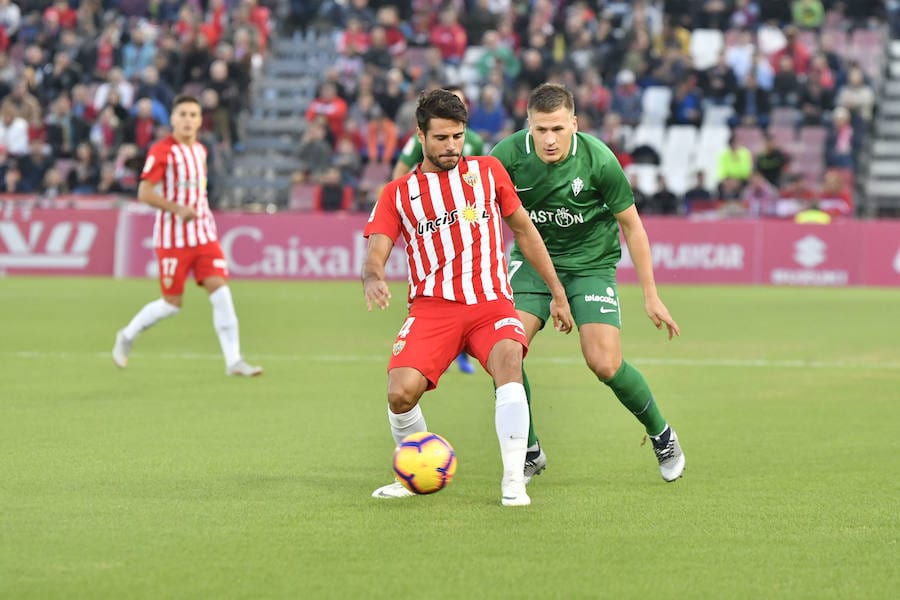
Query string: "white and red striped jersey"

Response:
xmin=141 ymin=136 xmax=218 ymax=249
xmin=364 ymin=155 xmax=521 ymax=305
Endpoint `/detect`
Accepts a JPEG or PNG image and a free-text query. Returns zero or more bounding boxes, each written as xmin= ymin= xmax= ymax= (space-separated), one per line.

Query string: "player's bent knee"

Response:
xmin=587 ymin=356 xmax=620 ymax=381
xmin=387 ymin=388 xmax=420 ymax=414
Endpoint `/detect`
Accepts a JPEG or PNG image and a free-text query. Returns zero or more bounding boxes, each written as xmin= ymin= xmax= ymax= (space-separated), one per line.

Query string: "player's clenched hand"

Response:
xmin=175 ymin=205 xmax=197 ymax=222
xmin=549 ymin=297 xmax=574 ymax=334
xmin=364 ymin=279 xmax=392 ymax=311
xmin=645 ymin=297 xmax=680 ymax=340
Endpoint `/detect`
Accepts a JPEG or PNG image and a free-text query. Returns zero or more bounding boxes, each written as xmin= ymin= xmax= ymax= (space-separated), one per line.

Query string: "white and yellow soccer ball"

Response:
xmin=392 ymin=432 xmax=457 ymax=494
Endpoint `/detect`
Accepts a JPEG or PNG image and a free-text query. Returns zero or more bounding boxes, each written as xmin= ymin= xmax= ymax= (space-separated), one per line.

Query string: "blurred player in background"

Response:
xmin=392 ymin=84 xmax=485 ymax=376
xmin=112 ymin=94 xmax=262 ymax=377
xmin=490 ymin=83 xmax=685 ymax=482
xmin=363 ymin=89 xmax=573 ymax=506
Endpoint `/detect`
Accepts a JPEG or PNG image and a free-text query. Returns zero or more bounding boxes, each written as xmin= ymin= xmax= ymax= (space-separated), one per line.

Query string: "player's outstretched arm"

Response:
xmin=361 ymin=234 xmax=394 ymax=311
xmin=504 ymin=207 xmax=574 ymax=334
xmin=616 ymin=205 xmax=680 ymax=339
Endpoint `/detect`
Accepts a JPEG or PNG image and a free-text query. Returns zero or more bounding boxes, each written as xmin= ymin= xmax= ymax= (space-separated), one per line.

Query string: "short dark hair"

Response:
xmin=172 ymin=94 xmax=201 ymax=110
xmin=527 ymin=83 xmax=575 ymax=114
xmin=415 ymin=89 xmax=468 ymax=134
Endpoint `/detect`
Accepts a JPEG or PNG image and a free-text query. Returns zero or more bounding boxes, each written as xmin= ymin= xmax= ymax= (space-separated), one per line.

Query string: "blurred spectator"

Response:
xmin=771 ymin=55 xmax=802 ymax=108
xmin=200 ymin=88 xmax=232 ymax=147
xmin=96 ymin=161 xmax=127 ymax=195
xmin=135 ymin=66 xmax=175 ymax=112
xmin=825 ymin=106 xmax=857 ymax=168
xmin=331 ymin=135 xmax=362 ymax=187
xmin=298 ymin=121 xmax=332 ymax=179
xmin=702 ymin=53 xmax=740 ymax=106
xmin=18 ymin=140 xmax=54 ymax=193
xmin=730 ymin=0 xmax=760 ymax=29
xmin=122 ymin=97 xmax=158 ymax=151
xmin=649 ymin=174 xmax=680 ymax=215
xmin=374 ymin=67 xmax=405 ymax=121
xmin=0 ymin=0 xmax=22 ymax=38
xmin=1 ymin=161 xmax=25 ymax=193
xmin=463 ymin=0 xmax=500 ymax=44
xmin=654 ymin=15 xmax=690 ymax=56
xmin=365 ymin=104 xmax=398 ymax=165
xmin=183 ymin=32 xmax=215 ymax=85
xmin=122 ymin=25 xmax=157 ymax=81
xmin=306 ymin=82 xmax=348 ymax=142
xmin=468 ymin=84 xmax=508 ymax=143
xmin=817 ymin=169 xmax=853 ymax=216
xmin=610 ymin=70 xmax=643 ymax=126
xmin=81 ymin=24 xmax=120 ymax=82
xmin=699 ymin=0 xmax=733 ymax=29
xmin=732 ymin=72 xmax=771 ymax=129
xmin=717 ymin=135 xmax=753 ymax=198
xmin=478 ymin=29 xmax=521 ymax=84
xmin=743 ymin=171 xmax=780 ymax=218
xmin=668 ymin=76 xmax=703 ymax=127
xmin=752 ymin=50 xmax=776 ymax=91
xmin=42 ymin=166 xmax=68 ymax=198
xmin=725 ymin=29 xmax=756 ymax=84
xmin=337 ymin=16 xmax=370 ymax=55
xmin=67 ymin=141 xmax=101 ymax=194
xmin=429 ymin=7 xmax=467 ymax=65
xmin=759 ymin=0 xmax=793 ymax=25
xmin=628 ymin=172 xmax=650 ymax=213
xmin=836 ymin=66 xmax=875 ymax=123
xmin=362 ymin=26 xmax=394 ymax=73
xmin=516 ymin=48 xmax=549 ymax=91
xmin=0 ymin=101 xmax=31 ymax=156
xmin=93 ymin=68 xmax=135 ymax=114
xmin=792 ymin=0 xmax=825 ymax=29
xmin=69 ymin=83 xmax=96 ymax=124
xmin=807 ymin=53 xmax=836 ymax=90
xmin=683 ymin=171 xmax=713 ymax=212
xmin=89 ymin=105 xmax=124 ymax=161
xmin=793 ymin=202 xmax=832 ymax=224
xmin=770 ymin=26 xmax=811 ymax=75
xmin=798 ymin=76 xmax=834 ymax=126
xmin=6 ymin=80 xmax=42 ymax=125
xmin=374 ymin=5 xmax=408 ymax=56
xmin=205 ymin=59 xmax=242 ymax=143
xmin=756 ymin=131 xmax=791 ymax=187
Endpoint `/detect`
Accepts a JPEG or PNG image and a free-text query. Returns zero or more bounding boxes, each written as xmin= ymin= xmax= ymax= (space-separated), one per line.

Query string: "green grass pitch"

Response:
xmin=1 ymin=277 xmax=897 ymax=599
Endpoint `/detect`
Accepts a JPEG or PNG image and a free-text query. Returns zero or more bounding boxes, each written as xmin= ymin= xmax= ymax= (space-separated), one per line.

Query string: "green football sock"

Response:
xmin=601 ymin=360 xmax=667 ymax=436
xmin=523 ymin=366 xmax=538 ymax=447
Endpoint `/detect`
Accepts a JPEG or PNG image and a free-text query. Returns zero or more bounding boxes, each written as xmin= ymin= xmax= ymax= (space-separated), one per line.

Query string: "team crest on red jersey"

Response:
xmin=392 ymin=340 xmax=406 ymax=355
xmin=162 ymin=277 xmax=173 ymax=289
xmin=463 ymin=172 xmax=480 ymax=187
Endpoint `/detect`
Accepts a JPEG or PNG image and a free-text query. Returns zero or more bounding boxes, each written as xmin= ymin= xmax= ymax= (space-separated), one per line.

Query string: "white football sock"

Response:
xmin=495 ymin=382 xmax=529 ymax=484
xmin=209 ymin=286 xmax=241 ymax=367
xmin=388 ymin=404 xmax=426 ymax=446
xmin=122 ymin=298 xmax=180 ymax=340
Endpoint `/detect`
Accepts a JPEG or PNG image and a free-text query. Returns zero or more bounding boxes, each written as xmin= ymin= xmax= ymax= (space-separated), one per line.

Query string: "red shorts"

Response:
xmin=155 ymin=242 xmax=228 ymax=295
xmin=388 ymin=297 xmax=529 ymax=390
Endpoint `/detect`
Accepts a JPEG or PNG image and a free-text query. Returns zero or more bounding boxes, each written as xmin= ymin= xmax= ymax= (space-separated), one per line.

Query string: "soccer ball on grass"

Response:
xmin=393 ymin=432 xmax=457 ymax=494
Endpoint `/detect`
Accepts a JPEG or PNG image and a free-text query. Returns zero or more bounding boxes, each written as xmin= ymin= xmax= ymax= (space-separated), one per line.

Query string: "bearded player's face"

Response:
xmin=418 ymin=118 xmax=465 ymax=172
xmin=527 ymin=107 xmax=578 ymax=164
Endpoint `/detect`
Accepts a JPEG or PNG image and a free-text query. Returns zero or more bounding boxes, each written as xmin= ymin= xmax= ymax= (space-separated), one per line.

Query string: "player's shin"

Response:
xmin=209 ymin=286 xmax=241 ymax=367
xmin=122 ymin=298 xmax=180 ymax=339
xmin=601 ymin=360 xmax=667 ymax=436
xmin=495 ymin=382 xmax=529 ymax=482
xmin=522 ymin=366 xmax=539 ymax=449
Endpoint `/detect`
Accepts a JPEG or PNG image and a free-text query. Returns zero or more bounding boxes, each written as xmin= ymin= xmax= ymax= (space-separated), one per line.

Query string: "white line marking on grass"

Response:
xmin=3 ymin=351 xmax=899 ymax=370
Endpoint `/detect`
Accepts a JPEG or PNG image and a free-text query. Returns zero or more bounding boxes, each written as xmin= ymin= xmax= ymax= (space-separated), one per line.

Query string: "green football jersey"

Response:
xmin=490 ymin=130 xmax=634 ymax=273
xmin=397 ymin=128 xmax=485 ymax=167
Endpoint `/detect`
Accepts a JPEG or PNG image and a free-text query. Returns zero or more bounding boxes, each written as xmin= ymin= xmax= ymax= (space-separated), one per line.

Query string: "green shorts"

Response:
xmin=508 ymin=258 xmax=622 ymax=329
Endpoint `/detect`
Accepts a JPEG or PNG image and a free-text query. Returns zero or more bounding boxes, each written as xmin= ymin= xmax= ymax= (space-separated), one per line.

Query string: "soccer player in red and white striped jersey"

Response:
xmin=362 ymin=89 xmax=574 ymax=506
xmin=112 ymin=95 xmax=261 ymax=377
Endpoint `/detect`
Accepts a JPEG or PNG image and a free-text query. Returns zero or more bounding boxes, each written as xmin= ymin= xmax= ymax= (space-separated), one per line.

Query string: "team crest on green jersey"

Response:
xmin=572 ymin=177 xmax=584 ymax=197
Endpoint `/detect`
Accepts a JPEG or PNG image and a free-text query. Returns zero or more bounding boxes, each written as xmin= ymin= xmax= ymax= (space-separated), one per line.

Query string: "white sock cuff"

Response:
xmin=156 ymin=299 xmax=180 ymax=318
xmin=388 ymin=404 xmax=423 ymax=428
xmin=495 ymin=382 xmax=526 ymax=407
xmin=209 ymin=285 xmax=233 ymax=306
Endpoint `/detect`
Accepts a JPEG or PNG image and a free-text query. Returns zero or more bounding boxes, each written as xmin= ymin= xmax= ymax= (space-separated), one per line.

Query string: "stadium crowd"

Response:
xmin=296 ymin=0 xmax=889 ymax=218
xmin=0 ymin=0 xmax=272 ymax=199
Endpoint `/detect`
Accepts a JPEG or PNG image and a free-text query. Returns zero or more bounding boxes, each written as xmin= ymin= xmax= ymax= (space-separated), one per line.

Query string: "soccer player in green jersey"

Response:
xmin=393 ymin=85 xmax=486 ymax=376
xmin=490 ymin=83 xmax=685 ymax=483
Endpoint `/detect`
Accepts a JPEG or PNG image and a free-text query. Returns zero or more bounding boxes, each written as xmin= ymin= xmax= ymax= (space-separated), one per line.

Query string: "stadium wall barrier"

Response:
xmin=1 ymin=205 xmax=898 ymax=287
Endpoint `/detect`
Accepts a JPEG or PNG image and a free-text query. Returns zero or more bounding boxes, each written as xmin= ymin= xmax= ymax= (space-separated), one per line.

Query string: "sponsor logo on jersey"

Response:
xmin=528 ymin=207 xmax=584 ymax=228
xmin=417 ymin=208 xmax=487 ymax=235
xmin=572 ymin=177 xmax=584 ymax=197
xmin=584 ymin=294 xmax=618 ymax=306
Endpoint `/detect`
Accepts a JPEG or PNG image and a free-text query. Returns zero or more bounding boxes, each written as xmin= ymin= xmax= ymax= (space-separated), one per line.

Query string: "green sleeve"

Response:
xmin=487 ymin=135 xmax=512 ymax=164
xmin=468 ymin=130 xmax=485 ymax=156
xmin=594 ymin=141 xmax=634 ymax=213
xmin=397 ymin=134 xmax=423 ymax=168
